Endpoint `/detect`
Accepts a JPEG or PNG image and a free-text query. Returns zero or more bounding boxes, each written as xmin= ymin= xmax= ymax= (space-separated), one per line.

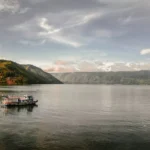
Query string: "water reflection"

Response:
xmin=1 ymin=105 xmax=38 ymax=115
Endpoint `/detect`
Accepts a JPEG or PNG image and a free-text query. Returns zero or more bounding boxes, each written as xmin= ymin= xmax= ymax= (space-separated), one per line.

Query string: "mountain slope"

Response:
xmin=23 ymin=64 xmax=62 ymax=84
xmin=0 ymin=60 xmax=62 ymax=85
xmin=52 ymin=71 xmax=150 ymax=85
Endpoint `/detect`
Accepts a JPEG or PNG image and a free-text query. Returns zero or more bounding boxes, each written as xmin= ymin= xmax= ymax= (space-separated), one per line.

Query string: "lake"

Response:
xmin=0 ymin=85 xmax=150 ymax=150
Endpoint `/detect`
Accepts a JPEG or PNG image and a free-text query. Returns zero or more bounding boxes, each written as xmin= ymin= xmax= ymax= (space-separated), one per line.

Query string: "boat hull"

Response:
xmin=2 ymin=100 xmax=38 ymax=107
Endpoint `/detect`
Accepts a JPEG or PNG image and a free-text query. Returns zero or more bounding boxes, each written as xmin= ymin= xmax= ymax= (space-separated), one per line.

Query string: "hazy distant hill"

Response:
xmin=52 ymin=71 xmax=150 ymax=85
xmin=0 ymin=60 xmax=62 ymax=85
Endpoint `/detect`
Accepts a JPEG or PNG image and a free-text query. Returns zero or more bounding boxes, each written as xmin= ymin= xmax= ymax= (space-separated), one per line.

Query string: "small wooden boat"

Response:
xmin=1 ymin=95 xmax=38 ymax=106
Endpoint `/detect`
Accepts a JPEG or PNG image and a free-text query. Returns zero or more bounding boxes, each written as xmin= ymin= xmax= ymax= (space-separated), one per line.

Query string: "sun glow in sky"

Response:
xmin=1 ymin=0 xmax=150 ymax=72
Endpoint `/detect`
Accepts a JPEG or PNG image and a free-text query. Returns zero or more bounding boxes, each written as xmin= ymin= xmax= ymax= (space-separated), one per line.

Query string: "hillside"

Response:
xmin=22 ymin=64 xmax=62 ymax=84
xmin=0 ymin=60 xmax=62 ymax=85
xmin=52 ymin=71 xmax=150 ymax=85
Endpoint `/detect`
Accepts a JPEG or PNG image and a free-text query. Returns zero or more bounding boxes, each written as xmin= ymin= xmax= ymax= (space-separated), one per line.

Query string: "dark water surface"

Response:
xmin=0 ymin=85 xmax=150 ymax=150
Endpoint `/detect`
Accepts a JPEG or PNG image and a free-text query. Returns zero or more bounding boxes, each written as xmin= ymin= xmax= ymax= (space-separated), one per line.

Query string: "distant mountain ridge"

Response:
xmin=2 ymin=59 xmax=150 ymax=85
xmin=52 ymin=71 xmax=150 ymax=85
xmin=0 ymin=60 xmax=62 ymax=85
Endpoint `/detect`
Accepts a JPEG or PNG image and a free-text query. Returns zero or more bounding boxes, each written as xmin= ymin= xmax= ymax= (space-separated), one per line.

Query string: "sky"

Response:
xmin=1 ymin=0 xmax=150 ymax=72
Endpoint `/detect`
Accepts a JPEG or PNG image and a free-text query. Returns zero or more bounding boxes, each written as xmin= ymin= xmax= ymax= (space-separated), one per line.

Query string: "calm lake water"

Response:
xmin=0 ymin=85 xmax=150 ymax=150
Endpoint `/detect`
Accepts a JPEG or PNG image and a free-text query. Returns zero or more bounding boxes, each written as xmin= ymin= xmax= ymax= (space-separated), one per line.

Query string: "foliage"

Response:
xmin=0 ymin=60 xmax=62 ymax=85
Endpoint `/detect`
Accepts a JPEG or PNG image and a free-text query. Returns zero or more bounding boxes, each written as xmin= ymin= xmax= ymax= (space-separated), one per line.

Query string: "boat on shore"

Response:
xmin=1 ymin=95 xmax=38 ymax=106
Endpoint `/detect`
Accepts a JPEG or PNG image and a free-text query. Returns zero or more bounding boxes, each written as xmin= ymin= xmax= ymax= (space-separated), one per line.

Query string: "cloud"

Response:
xmin=63 ymin=12 xmax=102 ymax=29
xmin=0 ymin=0 xmax=20 ymax=13
xmin=38 ymin=17 xmax=83 ymax=47
xmin=44 ymin=66 xmax=77 ymax=73
xmin=19 ymin=7 xmax=30 ymax=14
xmin=51 ymin=35 xmax=82 ymax=47
xmin=78 ymin=60 xmax=98 ymax=72
xmin=39 ymin=18 xmax=60 ymax=32
xmin=37 ymin=11 xmax=103 ymax=47
xmin=10 ymin=8 xmax=103 ymax=47
xmin=29 ymin=0 xmax=47 ymax=4
xmin=54 ymin=60 xmax=74 ymax=65
xmin=11 ymin=22 xmax=30 ymax=32
xmin=19 ymin=39 xmax=46 ymax=46
xmin=2 ymin=0 xmax=150 ymax=63
xmin=42 ymin=60 xmax=150 ymax=73
xmin=37 ymin=12 xmax=103 ymax=47
xmin=141 ymin=49 xmax=150 ymax=55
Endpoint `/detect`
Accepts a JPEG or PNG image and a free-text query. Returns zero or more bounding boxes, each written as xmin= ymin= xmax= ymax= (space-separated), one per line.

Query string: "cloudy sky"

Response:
xmin=1 ymin=0 xmax=150 ymax=72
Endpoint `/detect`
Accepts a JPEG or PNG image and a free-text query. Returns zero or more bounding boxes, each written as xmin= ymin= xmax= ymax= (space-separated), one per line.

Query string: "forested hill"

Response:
xmin=52 ymin=71 xmax=150 ymax=85
xmin=22 ymin=64 xmax=62 ymax=84
xmin=0 ymin=60 xmax=62 ymax=85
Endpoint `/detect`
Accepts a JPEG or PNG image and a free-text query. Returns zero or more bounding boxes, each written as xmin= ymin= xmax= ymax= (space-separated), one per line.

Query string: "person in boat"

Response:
xmin=28 ymin=96 xmax=33 ymax=102
xmin=18 ymin=98 xmax=21 ymax=104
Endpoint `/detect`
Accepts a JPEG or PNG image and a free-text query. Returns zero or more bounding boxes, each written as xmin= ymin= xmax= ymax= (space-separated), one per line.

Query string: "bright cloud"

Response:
xmin=64 ymin=12 xmax=102 ymax=29
xmin=37 ymin=12 xmax=102 ymax=47
xmin=38 ymin=17 xmax=82 ymax=47
xmin=39 ymin=18 xmax=56 ymax=32
xmin=141 ymin=49 xmax=150 ymax=55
